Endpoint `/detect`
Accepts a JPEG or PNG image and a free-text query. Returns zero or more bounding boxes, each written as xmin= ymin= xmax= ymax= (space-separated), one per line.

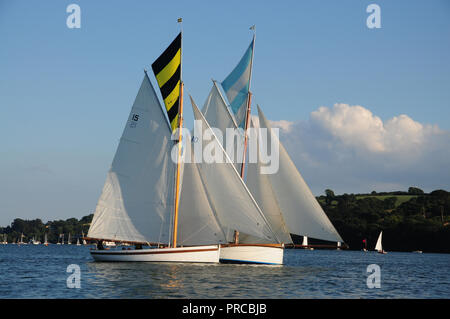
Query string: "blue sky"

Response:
xmin=1 ymin=0 xmax=449 ymax=225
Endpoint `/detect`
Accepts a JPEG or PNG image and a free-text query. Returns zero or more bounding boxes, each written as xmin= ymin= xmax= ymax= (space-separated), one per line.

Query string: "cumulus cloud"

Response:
xmin=266 ymin=103 xmax=450 ymax=195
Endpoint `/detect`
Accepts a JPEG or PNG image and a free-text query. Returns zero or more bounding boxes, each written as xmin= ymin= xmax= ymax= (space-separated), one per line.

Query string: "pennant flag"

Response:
xmin=221 ymin=38 xmax=254 ymax=127
xmin=152 ymin=33 xmax=182 ymax=131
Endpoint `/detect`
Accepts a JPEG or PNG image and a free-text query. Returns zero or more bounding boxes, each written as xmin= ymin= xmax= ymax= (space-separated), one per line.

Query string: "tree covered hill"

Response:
xmin=1 ymin=188 xmax=449 ymax=252
xmin=317 ymin=188 xmax=450 ymax=253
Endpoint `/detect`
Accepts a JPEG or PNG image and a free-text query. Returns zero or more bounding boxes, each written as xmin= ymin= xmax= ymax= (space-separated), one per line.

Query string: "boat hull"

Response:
xmin=90 ymin=245 xmax=220 ymax=263
xmin=219 ymin=244 xmax=284 ymax=265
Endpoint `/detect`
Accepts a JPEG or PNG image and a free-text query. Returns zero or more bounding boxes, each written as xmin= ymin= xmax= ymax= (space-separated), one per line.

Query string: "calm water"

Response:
xmin=0 ymin=245 xmax=449 ymax=299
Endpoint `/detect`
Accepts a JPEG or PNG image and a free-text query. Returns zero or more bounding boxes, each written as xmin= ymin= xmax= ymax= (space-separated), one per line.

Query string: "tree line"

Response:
xmin=316 ymin=188 xmax=450 ymax=253
xmin=1 ymin=187 xmax=449 ymax=252
xmin=0 ymin=215 xmax=93 ymax=244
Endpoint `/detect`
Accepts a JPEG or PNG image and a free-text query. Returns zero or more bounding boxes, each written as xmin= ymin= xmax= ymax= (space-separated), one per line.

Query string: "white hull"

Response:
xmin=219 ymin=244 xmax=284 ymax=265
xmin=90 ymin=245 xmax=220 ymax=263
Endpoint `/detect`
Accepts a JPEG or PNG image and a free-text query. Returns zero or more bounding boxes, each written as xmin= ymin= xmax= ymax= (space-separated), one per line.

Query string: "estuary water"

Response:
xmin=0 ymin=245 xmax=449 ymax=299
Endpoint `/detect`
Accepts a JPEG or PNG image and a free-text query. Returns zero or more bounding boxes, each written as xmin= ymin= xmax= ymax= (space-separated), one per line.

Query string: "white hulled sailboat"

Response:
xmin=375 ymin=231 xmax=387 ymax=254
xmin=201 ymin=30 xmax=343 ymax=264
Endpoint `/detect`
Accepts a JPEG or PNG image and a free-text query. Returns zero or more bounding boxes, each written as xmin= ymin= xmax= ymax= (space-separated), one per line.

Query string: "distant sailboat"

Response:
xmin=67 ymin=233 xmax=72 ymax=245
xmin=57 ymin=234 xmax=64 ymax=245
xmin=337 ymin=241 xmax=342 ymax=250
xmin=362 ymin=238 xmax=367 ymax=252
xmin=76 ymin=238 xmax=81 ymax=246
xmin=375 ymin=231 xmax=387 ymax=254
xmin=1 ymin=234 xmax=7 ymax=244
xmin=44 ymin=234 xmax=48 ymax=246
xmin=18 ymin=233 xmax=26 ymax=245
xmin=81 ymin=231 xmax=87 ymax=245
xmin=301 ymin=236 xmax=313 ymax=250
xmin=31 ymin=236 xmax=40 ymax=245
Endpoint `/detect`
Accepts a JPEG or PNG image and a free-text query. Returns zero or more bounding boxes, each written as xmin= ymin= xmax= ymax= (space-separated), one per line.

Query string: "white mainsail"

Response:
xmin=87 ymin=74 xmax=175 ymax=244
xmin=375 ymin=231 xmax=383 ymax=252
xmin=254 ymin=105 xmax=344 ymax=243
xmin=191 ymin=97 xmax=279 ymax=244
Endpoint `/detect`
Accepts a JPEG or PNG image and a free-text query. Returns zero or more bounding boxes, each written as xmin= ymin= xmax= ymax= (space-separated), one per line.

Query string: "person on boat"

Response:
xmin=96 ymin=240 xmax=104 ymax=250
xmin=135 ymin=243 xmax=142 ymax=250
xmin=233 ymin=230 xmax=239 ymax=244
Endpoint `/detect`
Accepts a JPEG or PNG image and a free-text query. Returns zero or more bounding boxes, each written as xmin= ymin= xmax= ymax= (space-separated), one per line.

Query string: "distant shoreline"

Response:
xmin=2 ymin=188 xmax=449 ymax=253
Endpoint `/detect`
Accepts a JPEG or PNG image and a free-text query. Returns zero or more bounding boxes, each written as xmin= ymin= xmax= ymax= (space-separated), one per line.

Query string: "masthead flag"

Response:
xmin=152 ymin=33 xmax=182 ymax=131
xmin=221 ymin=38 xmax=254 ymax=127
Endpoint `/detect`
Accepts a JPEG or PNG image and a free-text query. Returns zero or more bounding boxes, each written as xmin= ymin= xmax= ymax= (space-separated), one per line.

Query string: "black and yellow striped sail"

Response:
xmin=152 ymin=33 xmax=181 ymax=131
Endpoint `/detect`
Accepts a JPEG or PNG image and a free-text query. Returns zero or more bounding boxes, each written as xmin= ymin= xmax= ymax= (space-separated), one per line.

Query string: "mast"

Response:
xmin=240 ymin=26 xmax=256 ymax=179
xmin=172 ymin=18 xmax=184 ymax=248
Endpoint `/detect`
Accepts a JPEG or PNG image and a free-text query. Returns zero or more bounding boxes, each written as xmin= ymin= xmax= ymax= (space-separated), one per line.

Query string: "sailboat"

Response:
xmin=18 ymin=233 xmax=26 ymax=245
xmin=57 ymin=234 xmax=64 ymax=245
xmin=85 ymin=30 xmax=276 ymax=262
xmin=301 ymin=236 xmax=313 ymax=250
xmin=202 ymin=58 xmax=343 ymax=264
xmin=30 ymin=236 xmax=41 ymax=245
xmin=67 ymin=233 xmax=72 ymax=245
xmin=81 ymin=231 xmax=87 ymax=245
xmin=76 ymin=238 xmax=81 ymax=246
xmin=375 ymin=231 xmax=387 ymax=254
xmin=1 ymin=234 xmax=7 ymax=244
xmin=44 ymin=233 xmax=48 ymax=246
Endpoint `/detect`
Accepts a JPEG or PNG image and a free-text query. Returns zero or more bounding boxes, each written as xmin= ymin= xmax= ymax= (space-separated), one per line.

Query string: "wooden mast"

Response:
xmin=172 ymin=18 xmax=183 ymax=248
xmin=240 ymin=28 xmax=256 ymax=179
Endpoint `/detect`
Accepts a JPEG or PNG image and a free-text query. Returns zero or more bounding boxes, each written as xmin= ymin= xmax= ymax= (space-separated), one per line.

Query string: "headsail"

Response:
xmin=87 ymin=74 xmax=175 ymax=244
xmin=177 ymin=154 xmax=227 ymax=246
xmin=256 ymin=105 xmax=344 ymax=243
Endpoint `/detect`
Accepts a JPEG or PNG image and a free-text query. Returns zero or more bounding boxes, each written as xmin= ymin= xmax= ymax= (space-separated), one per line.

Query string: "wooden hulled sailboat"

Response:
xmin=86 ymin=29 xmax=277 ymax=263
xmin=86 ymin=31 xmax=218 ymax=263
xmin=201 ymin=31 xmax=343 ymax=264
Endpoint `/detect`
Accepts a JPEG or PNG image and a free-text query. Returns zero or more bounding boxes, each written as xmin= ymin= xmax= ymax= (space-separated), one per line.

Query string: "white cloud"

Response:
xmin=266 ymin=103 xmax=450 ymax=195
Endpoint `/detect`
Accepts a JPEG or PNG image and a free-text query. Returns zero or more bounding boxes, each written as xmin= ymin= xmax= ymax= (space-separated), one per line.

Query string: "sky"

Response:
xmin=0 ymin=0 xmax=449 ymax=225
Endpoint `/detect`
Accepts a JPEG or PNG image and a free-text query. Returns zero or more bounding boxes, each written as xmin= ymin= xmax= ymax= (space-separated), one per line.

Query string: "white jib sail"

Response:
xmin=87 ymin=74 xmax=176 ymax=244
xmin=375 ymin=231 xmax=383 ymax=251
xmin=191 ymin=97 xmax=279 ymax=243
xmin=257 ymin=105 xmax=344 ymax=243
xmin=177 ymin=154 xmax=228 ymax=246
